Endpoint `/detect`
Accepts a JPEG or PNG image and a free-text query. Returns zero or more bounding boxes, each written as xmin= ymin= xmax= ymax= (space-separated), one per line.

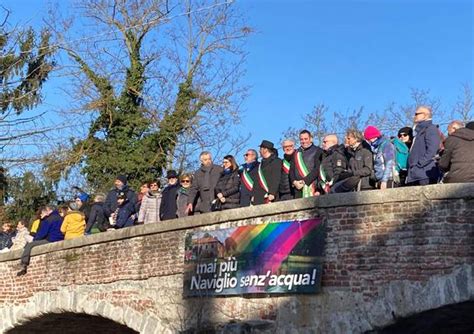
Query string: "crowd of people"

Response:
xmin=1 ymin=105 xmax=472 ymax=276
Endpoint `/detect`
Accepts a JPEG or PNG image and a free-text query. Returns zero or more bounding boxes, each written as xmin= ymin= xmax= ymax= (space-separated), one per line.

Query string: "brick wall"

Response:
xmin=0 ymin=183 xmax=473 ymax=333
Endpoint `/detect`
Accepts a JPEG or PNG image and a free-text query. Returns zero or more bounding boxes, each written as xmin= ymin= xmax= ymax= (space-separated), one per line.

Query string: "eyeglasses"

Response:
xmin=181 ymin=180 xmax=191 ymax=183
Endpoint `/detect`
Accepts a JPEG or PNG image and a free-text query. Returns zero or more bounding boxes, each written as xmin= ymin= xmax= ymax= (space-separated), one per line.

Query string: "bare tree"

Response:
xmin=43 ymin=0 xmax=252 ymax=190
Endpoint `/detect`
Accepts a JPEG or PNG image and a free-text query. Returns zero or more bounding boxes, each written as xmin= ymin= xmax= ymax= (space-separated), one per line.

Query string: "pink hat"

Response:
xmin=364 ymin=126 xmax=382 ymax=140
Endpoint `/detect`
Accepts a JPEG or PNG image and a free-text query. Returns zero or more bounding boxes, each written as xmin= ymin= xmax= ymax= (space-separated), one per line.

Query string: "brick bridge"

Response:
xmin=0 ymin=184 xmax=473 ymax=333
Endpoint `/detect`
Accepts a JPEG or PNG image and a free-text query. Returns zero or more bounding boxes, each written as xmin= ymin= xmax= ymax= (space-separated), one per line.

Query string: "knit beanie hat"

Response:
xmin=116 ymin=175 xmax=128 ymax=185
xmin=76 ymin=192 xmax=89 ymax=202
xmin=364 ymin=126 xmax=382 ymax=141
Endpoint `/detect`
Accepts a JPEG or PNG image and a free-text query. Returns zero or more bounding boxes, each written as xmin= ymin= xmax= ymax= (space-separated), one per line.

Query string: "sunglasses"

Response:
xmin=181 ymin=180 xmax=191 ymax=183
xmin=399 ymin=133 xmax=409 ymax=137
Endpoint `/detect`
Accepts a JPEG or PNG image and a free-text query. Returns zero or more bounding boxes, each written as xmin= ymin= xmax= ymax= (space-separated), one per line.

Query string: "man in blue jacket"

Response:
xmin=17 ymin=206 xmax=64 ymax=276
xmin=406 ymin=106 xmax=441 ymax=185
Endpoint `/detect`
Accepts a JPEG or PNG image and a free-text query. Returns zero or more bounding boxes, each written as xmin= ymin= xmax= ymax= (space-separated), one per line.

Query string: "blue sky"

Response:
xmin=2 ymin=0 xmax=473 ymax=164
xmin=239 ymin=0 xmax=473 ymax=149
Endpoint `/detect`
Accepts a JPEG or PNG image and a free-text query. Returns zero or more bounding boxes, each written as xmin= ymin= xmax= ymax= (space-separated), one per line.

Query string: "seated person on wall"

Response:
xmin=331 ymin=129 xmax=374 ymax=193
xmin=60 ymin=201 xmax=86 ymax=240
xmin=213 ymin=155 xmax=241 ymax=210
xmin=110 ymin=192 xmax=136 ymax=229
xmin=364 ymin=126 xmax=396 ymax=189
xmin=10 ymin=220 xmax=33 ymax=251
xmin=29 ymin=209 xmax=42 ymax=237
xmin=252 ymin=140 xmax=282 ymax=205
xmin=0 ymin=223 xmax=15 ymax=253
xmin=318 ymin=134 xmax=348 ymax=194
xmin=85 ymin=193 xmax=108 ymax=233
xmin=438 ymin=121 xmax=474 ymax=183
xmin=138 ymin=179 xmax=162 ymax=224
xmin=17 ymin=205 xmax=64 ymax=276
xmin=160 ymin=170 xmax=180 ymax=221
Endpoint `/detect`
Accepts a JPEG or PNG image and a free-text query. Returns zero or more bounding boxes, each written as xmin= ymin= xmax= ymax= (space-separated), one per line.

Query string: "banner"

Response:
xmin=183 ymin=218 xmax=325 ymax=297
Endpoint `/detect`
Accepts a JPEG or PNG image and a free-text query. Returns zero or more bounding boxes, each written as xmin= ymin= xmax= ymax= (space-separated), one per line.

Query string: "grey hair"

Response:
xmin=346 ymin=129 xmax=364 ymax=142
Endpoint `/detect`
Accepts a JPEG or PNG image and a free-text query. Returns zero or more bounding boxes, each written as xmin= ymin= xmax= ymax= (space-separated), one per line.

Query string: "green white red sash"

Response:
xmin=241 ymin=169 xmax=254 ymax=191
xmin=257 ymin=164 xmax=269 ymax=193
xmin=295 ymin=151 xmax=316 ymax=197
xmin=282 ymin=159 xmax=290 ymax=174
xmin=319 ymin=165 xmax=333 ymax=194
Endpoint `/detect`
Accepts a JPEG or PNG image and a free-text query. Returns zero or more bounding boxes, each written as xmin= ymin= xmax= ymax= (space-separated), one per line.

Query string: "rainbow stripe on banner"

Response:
xmin=183 ymin=218 xmax=325 ymax=297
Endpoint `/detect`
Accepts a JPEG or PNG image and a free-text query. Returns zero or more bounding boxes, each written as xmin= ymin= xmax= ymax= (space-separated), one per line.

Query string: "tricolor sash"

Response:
xmin=282 ymin=159 xmax=290 ymax=174
xmin=319 ymin=165 xmax=333 ymax=194
xmin=295 ymin=151 xmax=316 ymax=197
xmin=257 ymin=163 xmax=269 ymax=193
xmin=241 ymin=169 xmax=254 ymax=191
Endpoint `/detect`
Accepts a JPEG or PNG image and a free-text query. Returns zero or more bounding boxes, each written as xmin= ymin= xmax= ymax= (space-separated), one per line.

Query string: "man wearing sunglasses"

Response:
xmin=239 ymin=149 xmax=259 ymax=207
xmin=406 ymin=106 xmax=441 ymax=186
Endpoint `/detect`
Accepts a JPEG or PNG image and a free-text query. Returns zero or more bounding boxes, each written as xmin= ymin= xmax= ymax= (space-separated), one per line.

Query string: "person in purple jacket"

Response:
xmin=17 ymin=205 xmax=64 ymax=276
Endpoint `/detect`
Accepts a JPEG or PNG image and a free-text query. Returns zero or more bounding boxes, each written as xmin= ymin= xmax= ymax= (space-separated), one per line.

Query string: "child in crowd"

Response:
xmin=60 ymin=202 xmax=86 ymax=240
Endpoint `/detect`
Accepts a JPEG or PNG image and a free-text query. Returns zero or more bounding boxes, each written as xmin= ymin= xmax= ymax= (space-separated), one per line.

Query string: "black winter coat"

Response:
xmin=239 ymin=161 xmax=259 ymax=207
xmin=290 ymin=144 xmax=323 ymax=198
xmin=188 ymin=164 xmax=224 ymax=213
xmin=252 ymin=154 xmax=282 ymax=205
xmin=160 ymin=183 xmax=179 ymax=220
xmin=105 ymin=185 xmax=137 ymax=217
xmin=215 ymin=169 xmax=241 ymax=210
xmin=438 ymin=128 xmax=474 ymax=183
xmin=348 ymin=144 xmax=374 ymax=190
xmin=279 ymin=154 xmax=294 ymax=200
xmin=319 ymin=144 xmax=348 ymax=185
xmin=0 ymin=231 xmax=14 ymax=250
xmin=86 ymin=202 xmax=107 ymax=233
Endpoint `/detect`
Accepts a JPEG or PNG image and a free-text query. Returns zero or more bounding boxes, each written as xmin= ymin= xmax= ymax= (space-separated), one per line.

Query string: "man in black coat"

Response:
xmin=319 ymin=134 xmax=348 ymax=194
xmin=279 ymin=139 xmax=296 ymax=201
xmin=239 ymin=149 xmax=259 ymax=207
xmin=187 ymin=152 xmax=223 ymax=214
xmin=104 ymin=175 xmax=137 ymax=219
xmin=252 ymin=140 xmax=282 ymax=205
xmin=85 ymin=193 xmax=107 ymax=233
xmin=290 ymin=130 xmax=323 ymax=198
xmin=439 ymin=121 xmax=474 ymax=183
xmin=160 ymin=170 xmax=180 ymax=220
xmin=331 ymin=130 xmax=374 ymax=193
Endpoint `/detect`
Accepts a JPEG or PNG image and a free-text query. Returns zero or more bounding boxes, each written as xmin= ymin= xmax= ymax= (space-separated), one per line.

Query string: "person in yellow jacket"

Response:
xmin=60 ymin=202 xmax=86 ymax=240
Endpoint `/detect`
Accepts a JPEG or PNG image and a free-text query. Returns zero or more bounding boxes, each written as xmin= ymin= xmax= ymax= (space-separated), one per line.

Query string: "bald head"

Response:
xmin=447 ymin=120 xmax=464 ymax=136
xmin=322 ymin=134 xmax=338 ymax=151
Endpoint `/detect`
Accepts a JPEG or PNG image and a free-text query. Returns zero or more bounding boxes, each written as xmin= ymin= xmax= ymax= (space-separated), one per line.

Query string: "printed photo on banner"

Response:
xmin=183 ymin=218 xmax=326 ymax=297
